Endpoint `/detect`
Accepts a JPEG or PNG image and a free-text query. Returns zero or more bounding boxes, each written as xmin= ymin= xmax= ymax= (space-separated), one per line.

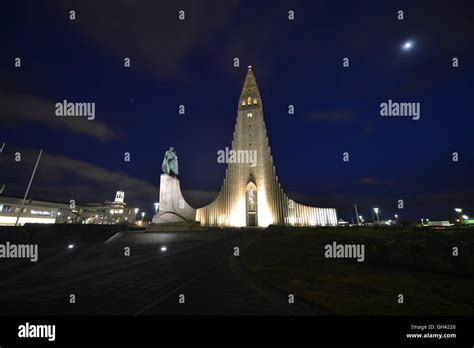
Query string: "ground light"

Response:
xmin=161 ymin=246 xmax=167 ymax=252
xmin=68 ymin=244 xmax=74 ymax=249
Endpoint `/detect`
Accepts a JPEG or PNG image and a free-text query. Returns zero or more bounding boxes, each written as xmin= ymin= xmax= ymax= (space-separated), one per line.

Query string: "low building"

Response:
xmin=0 ymin=191 xmax=136 ymax=226
xmin=427 ymin=220 xmax=452 ymax=227
xmin=0 ymin=196 xmax=60 ymax=225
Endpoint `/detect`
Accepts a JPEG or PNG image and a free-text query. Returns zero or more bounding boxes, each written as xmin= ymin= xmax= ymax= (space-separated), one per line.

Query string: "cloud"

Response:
xmin=0 ymin=147 xmax=217 ymax=210
xmin=49 ymin=1 xmax=297 ymax=84
xmin=51 ymin=0 xmax=240 ymax=81
xmin=2 ymin=148 xmax=471 ymax=221
xmin=304 ymin=109 xmax=353 ymax=122
xmin=357 ymin=177 xmax=396 ymax=186
xmin=0 ymin=148 xmax=157 ymax=207
xmin=285 ymin=189 xmax=474 ymax=222
xmin=0 ymin=93 xmax=119 ymax=142
xmin=358 ymin=176 xmax=377 ymax=185
xmin=303 ymin=110 xmax=376 ymax=136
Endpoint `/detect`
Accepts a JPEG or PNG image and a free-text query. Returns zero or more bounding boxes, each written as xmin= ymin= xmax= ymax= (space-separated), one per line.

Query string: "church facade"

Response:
xmin=195 ymin=67 xmax=337 ymax=227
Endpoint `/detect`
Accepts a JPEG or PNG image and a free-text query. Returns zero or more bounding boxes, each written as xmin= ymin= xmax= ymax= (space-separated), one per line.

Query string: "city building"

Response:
xmin=0 ymin=191 xmax=135 ymax=226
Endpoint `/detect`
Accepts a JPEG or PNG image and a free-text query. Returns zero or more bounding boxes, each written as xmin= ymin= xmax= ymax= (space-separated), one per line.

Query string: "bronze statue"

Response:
xmin=162 ymin=147 xmax=179 ymax=177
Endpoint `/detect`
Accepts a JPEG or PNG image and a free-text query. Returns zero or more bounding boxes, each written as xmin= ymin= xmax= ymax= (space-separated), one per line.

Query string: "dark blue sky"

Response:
xmin=1 ymin=0 xmax=473 ymax=221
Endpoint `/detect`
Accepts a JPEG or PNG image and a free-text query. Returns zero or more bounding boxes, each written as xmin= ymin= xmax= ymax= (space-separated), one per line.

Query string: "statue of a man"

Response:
xmin=162 ymin=147 xmax=179 ymax=177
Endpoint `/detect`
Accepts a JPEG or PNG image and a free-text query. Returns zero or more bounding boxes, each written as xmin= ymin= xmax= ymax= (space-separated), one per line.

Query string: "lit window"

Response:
xmin=247 ymin=96 xmax=252 ymax=105
xmin=241 ymin=100 xmax=246 ymax=106
xmin=247 ymin=113 xmax=253 ymax=118
xmin=253 ymin=99 xmax=257 ymax=104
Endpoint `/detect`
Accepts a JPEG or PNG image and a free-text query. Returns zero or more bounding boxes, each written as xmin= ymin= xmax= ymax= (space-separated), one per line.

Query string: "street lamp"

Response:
xmin=141 ymin=211 xmax=145 ymax=223
xmin=394 ymin=214 xmax=398 ymax=223
xmin=373 ymin=208 xmax=380 ymax=223
xmin=154 ymin=202 xmax=159 ymax=213
xmin=454 ymin=208 xmax=463 ymax=225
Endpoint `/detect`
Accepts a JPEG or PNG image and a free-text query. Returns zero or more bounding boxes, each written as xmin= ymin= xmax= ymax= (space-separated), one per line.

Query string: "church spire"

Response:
xmin=239 ymin=66 xmax=261 ymax=109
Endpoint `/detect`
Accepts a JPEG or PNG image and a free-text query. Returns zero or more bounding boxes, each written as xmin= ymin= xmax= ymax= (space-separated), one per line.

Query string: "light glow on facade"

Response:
xmin=0 ymin=216 xmax=56 ymax=226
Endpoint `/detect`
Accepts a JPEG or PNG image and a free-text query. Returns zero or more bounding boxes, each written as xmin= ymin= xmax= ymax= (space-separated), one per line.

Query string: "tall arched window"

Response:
xmin=246 ymin=182 xmax=257 ymax=213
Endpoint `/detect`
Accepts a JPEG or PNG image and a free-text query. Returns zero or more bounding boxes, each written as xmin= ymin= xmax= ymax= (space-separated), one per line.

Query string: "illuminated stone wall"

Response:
xmin=196 ymin=67 xmax=337 ymax=227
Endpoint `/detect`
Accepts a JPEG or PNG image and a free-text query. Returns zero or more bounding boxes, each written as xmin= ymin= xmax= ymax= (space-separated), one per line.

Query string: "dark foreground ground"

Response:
xmin=0 ymin=224 xmax=473 ymax=315
xmin=241 ymin=225 xmax=474 ymax=315
xmin=0 ymin=225 xmax=288 ymax=315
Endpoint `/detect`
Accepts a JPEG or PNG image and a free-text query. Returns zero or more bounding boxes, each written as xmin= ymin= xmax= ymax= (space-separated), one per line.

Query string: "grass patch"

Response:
xmin=241 ymin=226 xmax=474 ymax=315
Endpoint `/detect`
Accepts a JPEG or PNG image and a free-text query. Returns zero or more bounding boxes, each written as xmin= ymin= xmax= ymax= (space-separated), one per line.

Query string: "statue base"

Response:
xmin=146 ymin=221 xmax=206 ymax=232
xmin=152 ymin=174 xmax=196 ymax=224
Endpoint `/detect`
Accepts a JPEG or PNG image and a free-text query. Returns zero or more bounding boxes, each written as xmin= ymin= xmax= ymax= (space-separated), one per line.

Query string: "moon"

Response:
xmin=402 ymin=40 xmax=414 ymax=51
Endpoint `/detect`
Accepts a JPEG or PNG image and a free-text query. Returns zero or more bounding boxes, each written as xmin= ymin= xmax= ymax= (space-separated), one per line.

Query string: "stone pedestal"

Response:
xmin=152 ymin=174 xmax=196 ymax=224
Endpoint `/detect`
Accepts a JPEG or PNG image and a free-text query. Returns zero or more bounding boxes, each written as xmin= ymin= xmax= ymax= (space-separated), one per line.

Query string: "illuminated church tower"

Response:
xmin=196 ymin=66 xmax=337 ymax=227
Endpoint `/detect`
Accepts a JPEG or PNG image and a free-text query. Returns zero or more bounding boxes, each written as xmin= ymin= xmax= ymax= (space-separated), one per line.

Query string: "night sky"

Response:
xmin=1 ymin=0 xmax=473 ymax=222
